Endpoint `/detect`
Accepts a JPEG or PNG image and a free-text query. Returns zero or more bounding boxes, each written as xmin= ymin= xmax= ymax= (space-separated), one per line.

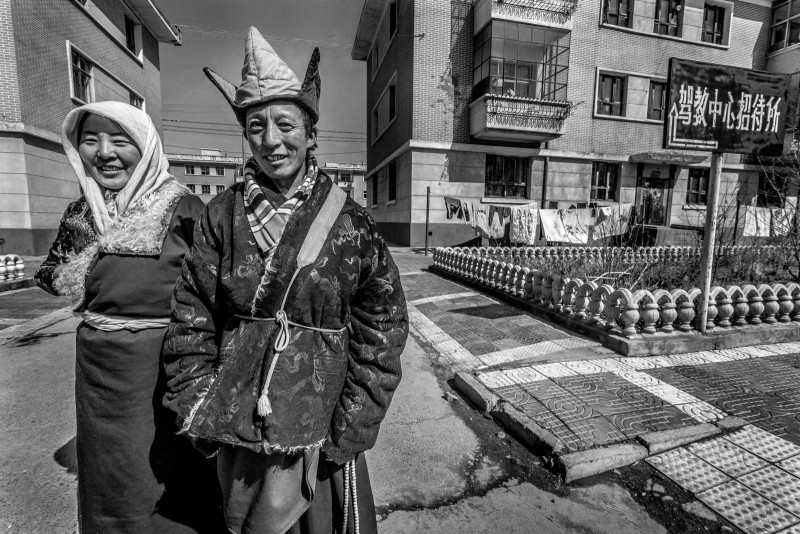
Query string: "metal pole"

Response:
xmin=698 ymin=151 xmax=723 ymax=334
xmin=424 ymin=186 xmax=430 ymax=256
xmin=733 ymin=198 xmax=741 ymax=246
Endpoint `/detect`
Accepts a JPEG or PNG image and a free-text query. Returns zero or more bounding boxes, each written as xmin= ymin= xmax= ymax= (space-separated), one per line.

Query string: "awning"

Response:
xmin=629 ymin=151 xmax=708 ymax=165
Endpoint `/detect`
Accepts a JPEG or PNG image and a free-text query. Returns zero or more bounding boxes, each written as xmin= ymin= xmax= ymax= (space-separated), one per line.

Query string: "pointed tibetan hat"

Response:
xmin=204 ymin=26 xmax=321 ymax=126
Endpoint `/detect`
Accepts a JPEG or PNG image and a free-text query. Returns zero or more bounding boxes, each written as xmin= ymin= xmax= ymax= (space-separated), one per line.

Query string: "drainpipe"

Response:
xmin=541 ymin=141 xmax=549 ymax=209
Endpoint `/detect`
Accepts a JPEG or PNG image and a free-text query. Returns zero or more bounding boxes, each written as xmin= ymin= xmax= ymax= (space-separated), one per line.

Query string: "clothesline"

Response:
xmin=443 ymin=196 xmax=634 ymax=245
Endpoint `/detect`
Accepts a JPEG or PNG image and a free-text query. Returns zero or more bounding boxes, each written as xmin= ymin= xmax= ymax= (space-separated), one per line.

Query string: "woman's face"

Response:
xmin=78 ymin=114 xmax=142 ymax=190
xmin=245 ymin=101 xmax=316 ymax=188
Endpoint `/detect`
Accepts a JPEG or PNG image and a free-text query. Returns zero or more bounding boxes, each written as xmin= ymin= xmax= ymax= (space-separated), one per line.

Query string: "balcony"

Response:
xmin=469 ymin=94 xmax=572 ymax=142
xmin=474 ymin=0 xmax=578 ymax=31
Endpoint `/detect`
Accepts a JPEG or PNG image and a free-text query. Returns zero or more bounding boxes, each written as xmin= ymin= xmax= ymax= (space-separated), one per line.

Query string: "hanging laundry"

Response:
xmin=474 ymin=206 xmax=490 ymax=238
xmin=510 ymin=204 xmax=539 ymax=245
xmin=443 ymin=196 xmax=462 ymax=220
xmin=488 ymin=205 xmax=505 ymax=238
xmin=592 ymin=203 xmax=634 ymax=239
xmin=539 ymin=208 xmax=592 ymax=244
xmin=772 ymin=207 xmax=793 ymax=237
xmin=459 ymin=199 xmax=472 ymax=222
xmin=743 ymin=205 xmax=771 ymax=237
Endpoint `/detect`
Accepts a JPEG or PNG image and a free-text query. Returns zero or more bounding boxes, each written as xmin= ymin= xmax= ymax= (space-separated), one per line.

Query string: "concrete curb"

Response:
xmin=715 ymin=415 xmax=750 ymax=431
xmin=557 ymin=443 xmax=650 ymax=483
xmin=636 ymin=423 xmax=721 ymax=455
xmin=490 ymin=402 xmax=567 ymax=456
xmin=0 ymin=277 xmax=34 ymax=293
xmin=430 ymin=267 xmax=800 ymax=356
xmin=454 ymin=372 xmax=499 ymax=412
xmin=0 ymin=306 xmax=74 ymax=347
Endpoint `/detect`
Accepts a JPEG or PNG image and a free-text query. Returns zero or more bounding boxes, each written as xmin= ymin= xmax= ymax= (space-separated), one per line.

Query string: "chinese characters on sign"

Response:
xmin=664 ymin=58 xmax=789 ymax=156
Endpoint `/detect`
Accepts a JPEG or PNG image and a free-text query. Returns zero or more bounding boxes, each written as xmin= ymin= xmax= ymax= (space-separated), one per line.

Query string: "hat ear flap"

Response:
xmin=302 ymin=47 xmax=321 ymax=98
xmin=203 ymin=67 xmax=246 ymax=126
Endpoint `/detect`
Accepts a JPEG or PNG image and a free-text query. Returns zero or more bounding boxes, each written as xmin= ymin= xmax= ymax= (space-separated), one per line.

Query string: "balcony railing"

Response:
xmin=469 ymin=94 xmax=572 ymax=142
xmin=488 ymin=0 xmax=579 ymax=25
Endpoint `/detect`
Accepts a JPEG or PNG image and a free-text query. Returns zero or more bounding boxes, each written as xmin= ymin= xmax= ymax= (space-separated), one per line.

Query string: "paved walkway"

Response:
xmin=403 ymin=267 xmax=800 ymax=534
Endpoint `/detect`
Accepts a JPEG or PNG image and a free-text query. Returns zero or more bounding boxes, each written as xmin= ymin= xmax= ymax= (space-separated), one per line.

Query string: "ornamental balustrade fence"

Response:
xmin=432 ymin=247 xmax=800 ymax=338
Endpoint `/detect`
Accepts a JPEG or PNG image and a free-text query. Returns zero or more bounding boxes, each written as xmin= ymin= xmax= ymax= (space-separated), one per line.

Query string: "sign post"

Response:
xmin=664 ymin=58 xmax=789 ymax=334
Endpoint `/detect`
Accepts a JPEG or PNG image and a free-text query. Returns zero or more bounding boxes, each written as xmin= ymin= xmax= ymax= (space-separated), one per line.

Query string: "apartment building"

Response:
xmin=166 ymin=150 xmax=242 ymax=203
xmin=0 ymin=0 xmax=180 ymax=254
xmin=353 ymin=0 xmax=797 ymax=247
xmin=322 ymin=162 xmax=368 ymax=207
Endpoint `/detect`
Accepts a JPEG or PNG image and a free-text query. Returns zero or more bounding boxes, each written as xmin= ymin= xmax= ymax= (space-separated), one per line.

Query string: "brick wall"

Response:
xmin=412 ymin=0 xmax=473 ymax=145
xmin=0 ymin=0 xmax=21 ymax=123
xmin=367 ymin=0 xmax=414 ymax=169
xmin=11 ymin=0 xmax=164 ymax=137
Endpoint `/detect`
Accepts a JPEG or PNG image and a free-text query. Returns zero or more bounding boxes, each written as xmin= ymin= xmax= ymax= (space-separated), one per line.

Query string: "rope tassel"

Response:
xmin=256 ymin=310 xmax=290 ymax=418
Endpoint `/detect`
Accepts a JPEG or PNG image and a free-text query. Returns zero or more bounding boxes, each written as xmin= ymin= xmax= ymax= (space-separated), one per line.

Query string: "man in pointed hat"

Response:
xmin=162 ymin=27 xmax=407 ymax=534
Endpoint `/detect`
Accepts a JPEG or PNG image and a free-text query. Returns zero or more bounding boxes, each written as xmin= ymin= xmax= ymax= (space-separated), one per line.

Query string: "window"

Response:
xmin=200 ymin=166 xmax=210 ymax=175
xmin=389 ymin=1 xmax=398 ymax=37
xmin=654 ymin=0 xmax=680 ymax=36
xmin=125 ymin=16 xmax=137 ymax=53
xmin=603 ymin=0 xmax=631 ymax=27
xmin=340 ymin=172 xmax=353 ymax=182
xmin=216 ymin=185 xmax=225 ymax=194
xmin=129 ymin=91 xmax=143 ymax=109
xmin=770 ymin=0 xmax=800 ymax=53
xmin=472 ymin=21 xmax=570 ymax=101
xmin=71 ymin=50 xmax=93 ymax=103
xmin=186 ymin=184 xmax=196 ymax=193
xmin=388 ymin=162 xmax=397 ymax=202
xmin=686 ymin=168 xmax=709 ymax=205
xmin=597 ymin=74 xmax=626 ymax=116
xmin=485 ymin=155 xmax=528 ymax=198
xmin=363 ymin=190 xmax=368 ymax=200
xmin=702 ymin=4 xmax=725 ymax=44
xmin=214 ymin=166 xmax=225 ymax=176
xmin=184 ymin=165 xmax=196 ymax=175
xmin=371 ymin=175 xmax=379 ymax=205
xmin=371 ymin=46 xmax=379 ymax=74
xmin=647 ymin=81 xmax=667 ymax=120
xmin=591 ymin=162 xmax=618 ymax=201
xmin=201 ymin=184 xmax=211 ymax=195
xmin=758 ymin=172 xmax=787 ymax=208
xmin=371 ymin=76 xmax=397 ymax=141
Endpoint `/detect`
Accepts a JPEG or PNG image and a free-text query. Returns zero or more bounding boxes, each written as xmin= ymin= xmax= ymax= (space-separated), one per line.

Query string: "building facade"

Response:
xmin=166 ymin=149 xmax=243 ymax=203
xmin=0 ymin=0 xmax=180 ymax=254
xmin=353 ymin=0 xmax=799 ymax=247
xmin=322 ymin=162 xmax=367 ymax=207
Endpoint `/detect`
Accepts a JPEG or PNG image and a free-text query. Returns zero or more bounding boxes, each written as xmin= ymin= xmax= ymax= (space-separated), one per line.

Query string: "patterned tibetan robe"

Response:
xmin=162 ymin=172 xmax=408 ymax=464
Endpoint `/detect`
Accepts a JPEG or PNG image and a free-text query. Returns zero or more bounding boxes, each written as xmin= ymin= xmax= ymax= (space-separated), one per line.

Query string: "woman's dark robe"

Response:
xmin=36 ymin=194 xmax=223 ymax=534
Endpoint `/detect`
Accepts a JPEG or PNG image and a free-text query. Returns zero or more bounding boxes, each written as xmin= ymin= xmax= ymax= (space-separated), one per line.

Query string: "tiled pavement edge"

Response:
xmin=402 ymin=269 xmax=800 ymax=533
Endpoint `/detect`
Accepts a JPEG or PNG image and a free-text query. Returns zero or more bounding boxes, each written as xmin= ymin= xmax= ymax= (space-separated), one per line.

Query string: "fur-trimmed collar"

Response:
xmin=55 ymin=181 xmax=190 ymax=305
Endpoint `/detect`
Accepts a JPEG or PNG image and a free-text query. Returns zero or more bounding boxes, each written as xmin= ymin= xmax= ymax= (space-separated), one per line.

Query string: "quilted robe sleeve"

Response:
xmin=35 ymin=200 xmax=91 ymax=295
xmin=323 ymin=220 xmax=409 ymax=464
xmin=162 ymin=205 xmax=222 ymax=450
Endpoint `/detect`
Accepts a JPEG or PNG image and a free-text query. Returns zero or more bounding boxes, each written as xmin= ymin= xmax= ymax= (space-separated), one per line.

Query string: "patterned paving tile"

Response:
xmin=647 ymin=447 xmax=731 ymax=493
xmin=593 ymin=358 xmax=636 ymax=373
xmin=533 ymin=362 xmax=577 ymax=378
xmin=502 ymin=366 xmax=548 ymax=385
xmin=675 ymin=401 xmax=727 ymax=423
xmin=645 ymin=368 xmax=731 ymax=402
xmin=408 ymin=291 xmax=478 ymax=305
xmin=739 ymin=466 xmax=800 ymax=517
xmin=640 ymin=383 xmax=701 ymax=406
xmin=776 ymin=525 xmax=800 ymax=534
xmin=562 ymin=360 xmax=606 ymax=374
xmin=778 ymin=455 xmax=800 ymax=478
xmin=725 ymin=425 xmax=800 ymax=463
xmin=493 ymin=384 xmax=539 ymax=407
xmin=714 ymin=394 xmax=783 ymax=423
xmin=615 ymin=370 xmax=664 ymax=389
xmin=539 ymin=394 xmax=603 ymax=425
xmin=607 ymin=407 xmax=697 ymax=437
xmin=697 ymin=480 xmax=800 ymax=534
xmin=619 ymin=357 xmax=659 ymax=370
xmin=520 ymin=378 xmax=576 ymax=401
xmin=687 ymin=437 xmax=769 ymax=477
xmin=755 ymin=416 xmax=800 ymax=447
xmin=477 ymin=341 xmax=567 ymax=367
xmin=556 ymin=375 xmax=666 ymax=416
xmin=565 ymin=417 xmax=628 ymax=449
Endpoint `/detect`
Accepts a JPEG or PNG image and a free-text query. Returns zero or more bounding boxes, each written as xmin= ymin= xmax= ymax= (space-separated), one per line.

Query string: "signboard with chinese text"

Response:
xmin=664 ymin=58 xmax=789 ymax=156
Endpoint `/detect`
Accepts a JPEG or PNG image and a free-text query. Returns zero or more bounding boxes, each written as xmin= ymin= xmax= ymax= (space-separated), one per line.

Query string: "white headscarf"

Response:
xmin=62 ymin=101 xmax=176 ymax=235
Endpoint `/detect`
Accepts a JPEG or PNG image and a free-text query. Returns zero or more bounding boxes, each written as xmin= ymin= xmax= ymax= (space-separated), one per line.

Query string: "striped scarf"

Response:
xmin=243 ymin=154 xmax=319 ymax=255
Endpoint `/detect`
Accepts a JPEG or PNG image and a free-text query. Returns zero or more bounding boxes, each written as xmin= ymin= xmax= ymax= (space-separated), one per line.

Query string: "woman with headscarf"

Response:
xmin=35 ymin=101 xmax=222 ymax=533
xmin=161 ymin=28 xmax=408 ymax=534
